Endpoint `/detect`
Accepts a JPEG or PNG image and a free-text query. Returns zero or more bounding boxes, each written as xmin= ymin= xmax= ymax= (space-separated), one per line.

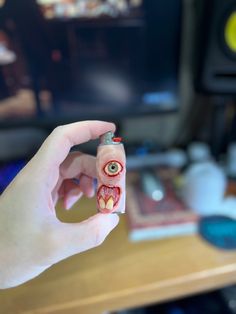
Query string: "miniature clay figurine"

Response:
xmin=96 ymin=131 xmax=126 ymax=214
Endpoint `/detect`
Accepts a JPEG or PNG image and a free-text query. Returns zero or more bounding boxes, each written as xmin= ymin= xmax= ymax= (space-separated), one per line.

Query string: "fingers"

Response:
xmin=63 ymin=179 xmax=83 ymax=210
xmin=53 ymin=213 xmax=119 ymax=261
xmin=51 ymin=152 xmax=95 ymax=208
xmin=79 ymin=175 xmax=95 ymax=198
xmin=59 ymin=152 xmax=96 ymax=209
xmin=34 ymin=121 xmax=115 ymax=181
xmin=60 ymin=174 xmax=95 ymax=210
xmin=60 ymin=152 xmax=96 ymax=179
xmin=43 ymin=121 xmax=115 ymax=166
xmin=62 ymin=176 xmax=95 ymax=209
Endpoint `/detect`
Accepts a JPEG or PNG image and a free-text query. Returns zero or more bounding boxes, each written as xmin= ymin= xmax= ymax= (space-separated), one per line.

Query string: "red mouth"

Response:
xmin=97 ymin=185 xmax=120 ymax=213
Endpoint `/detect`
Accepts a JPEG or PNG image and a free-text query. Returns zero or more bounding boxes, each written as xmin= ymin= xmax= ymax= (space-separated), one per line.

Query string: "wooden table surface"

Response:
xmin=1 ymin=197 xmax=236 ymax=314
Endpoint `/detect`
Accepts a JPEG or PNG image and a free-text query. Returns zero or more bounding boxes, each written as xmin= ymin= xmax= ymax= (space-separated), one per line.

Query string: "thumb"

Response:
xmin=53 ymin=213 xmax=119 ymax=262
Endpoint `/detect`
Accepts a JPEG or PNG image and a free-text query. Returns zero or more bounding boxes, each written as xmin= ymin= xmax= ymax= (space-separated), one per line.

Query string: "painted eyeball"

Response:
xmin=104 ymin=160 xmax=123 ymax=176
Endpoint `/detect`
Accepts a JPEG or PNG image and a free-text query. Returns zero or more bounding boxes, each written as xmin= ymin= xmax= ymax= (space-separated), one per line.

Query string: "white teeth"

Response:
xmin=106 ymin=197 xmax=114 ymax=211
xmin=98 ymin=195 xmax=115 ymax=211
xmin=99 ymin=198 xmax=106 ymax=209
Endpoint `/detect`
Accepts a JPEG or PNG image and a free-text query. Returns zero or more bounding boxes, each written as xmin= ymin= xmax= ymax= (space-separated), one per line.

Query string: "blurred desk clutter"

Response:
xmin=126 ymin=169 xmax=198 ymax=242
xmin=126 ymin=167 xmax=236 ymax=250
xmin=37 ymin=0 xmax=143 ymax=19
xmin=125 ymin=141 xmax=236 ymax=248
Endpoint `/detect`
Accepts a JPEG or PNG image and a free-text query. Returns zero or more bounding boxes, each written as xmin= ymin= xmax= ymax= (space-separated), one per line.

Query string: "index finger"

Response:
xmin=31 ymin=120 xmax=115 ymax=185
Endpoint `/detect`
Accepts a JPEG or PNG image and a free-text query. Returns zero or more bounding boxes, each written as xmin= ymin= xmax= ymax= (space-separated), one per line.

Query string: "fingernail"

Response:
xmin=93 ymin=178 xmax=98 ymax=189
xmin=88 ymin=189 xmax=95 ymax=198
xmin=109 ymin=213 xmax=119 ymax=227
xmin=65 ymin=194 xmax=79 ymax=210
xmin=72 ymin=178 xmax=80 ymax=185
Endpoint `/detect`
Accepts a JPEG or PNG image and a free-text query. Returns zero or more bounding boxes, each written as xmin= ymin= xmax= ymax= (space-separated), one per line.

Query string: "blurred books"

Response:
xmin=126 ymin=169 xmax=198 ymax=242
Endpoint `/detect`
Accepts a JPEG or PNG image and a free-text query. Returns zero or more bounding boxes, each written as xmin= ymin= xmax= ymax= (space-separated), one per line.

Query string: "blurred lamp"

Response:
xmin=0 ymin=0 xmax=5 ymax=8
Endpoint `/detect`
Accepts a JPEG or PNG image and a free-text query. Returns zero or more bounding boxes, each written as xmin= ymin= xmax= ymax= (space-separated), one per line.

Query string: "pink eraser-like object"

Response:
xmin=96 ymin=131 xmax=126 ymax=214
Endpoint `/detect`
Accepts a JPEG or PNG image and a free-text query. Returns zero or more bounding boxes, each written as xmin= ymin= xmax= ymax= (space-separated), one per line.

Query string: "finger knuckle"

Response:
xmin=53 ymin=125 xmax=65 ymax=136
xmin=53 ymin=125 xmax=74 ymax=148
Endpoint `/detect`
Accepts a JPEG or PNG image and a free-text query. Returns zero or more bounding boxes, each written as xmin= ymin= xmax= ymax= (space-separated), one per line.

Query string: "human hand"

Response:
xmin=0 ymin=121 xmax=119 ymax=289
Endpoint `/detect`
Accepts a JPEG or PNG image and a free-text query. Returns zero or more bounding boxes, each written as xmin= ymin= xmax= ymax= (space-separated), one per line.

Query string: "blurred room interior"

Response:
xmin=1 ymin=0 xmax=236 ymax=313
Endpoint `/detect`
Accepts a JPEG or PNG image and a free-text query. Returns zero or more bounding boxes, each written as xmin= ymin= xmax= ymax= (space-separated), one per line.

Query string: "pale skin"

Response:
xmin=0 ymin=121 xmax=120 ymax=289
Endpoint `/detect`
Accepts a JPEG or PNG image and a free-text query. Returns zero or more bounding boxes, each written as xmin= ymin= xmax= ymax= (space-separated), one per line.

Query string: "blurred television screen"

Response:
xmin=0 ymin=0 xmax=181 ymax=125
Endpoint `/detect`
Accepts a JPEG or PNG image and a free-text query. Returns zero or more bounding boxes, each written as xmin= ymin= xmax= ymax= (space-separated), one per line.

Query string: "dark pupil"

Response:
xmin=109 ymin=163 xmax=118 ymax=173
